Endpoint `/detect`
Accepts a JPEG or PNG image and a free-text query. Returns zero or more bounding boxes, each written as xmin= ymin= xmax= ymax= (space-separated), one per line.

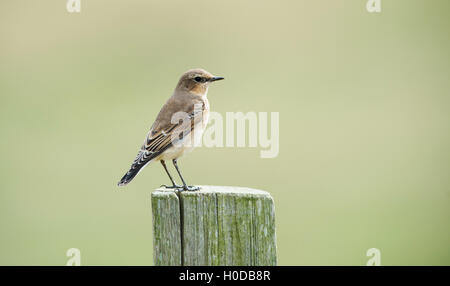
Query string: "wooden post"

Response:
xmin=151 ymin=185 xmax=277 ymax=266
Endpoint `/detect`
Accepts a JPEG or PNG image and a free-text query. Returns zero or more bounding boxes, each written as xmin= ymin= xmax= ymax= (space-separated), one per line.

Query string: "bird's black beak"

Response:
xmin=209 ymin=76 xmax=224 ymax=82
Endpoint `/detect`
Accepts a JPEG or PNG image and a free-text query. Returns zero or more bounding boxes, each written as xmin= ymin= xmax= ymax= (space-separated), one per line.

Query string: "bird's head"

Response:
xmin=176 ymin=68 xmax=224 ymax=96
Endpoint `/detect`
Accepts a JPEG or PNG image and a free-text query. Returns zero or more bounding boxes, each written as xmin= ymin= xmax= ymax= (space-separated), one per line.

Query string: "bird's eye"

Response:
xmin=194 ymin=76 xmax=204 ymax=83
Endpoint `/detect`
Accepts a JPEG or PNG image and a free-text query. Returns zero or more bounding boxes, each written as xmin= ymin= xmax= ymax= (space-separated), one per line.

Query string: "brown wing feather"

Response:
xmin=117 ymin=98 xmax=205 ymax=186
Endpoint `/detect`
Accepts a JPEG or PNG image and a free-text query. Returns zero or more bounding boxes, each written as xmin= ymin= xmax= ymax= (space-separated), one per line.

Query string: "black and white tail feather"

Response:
xmin=118 ymin=149 xmax=154 ymax=186
xmin=117 ymin=125 xmax=177 ymax=186
xmin=117 ymin=145 xmax=167 ymax=186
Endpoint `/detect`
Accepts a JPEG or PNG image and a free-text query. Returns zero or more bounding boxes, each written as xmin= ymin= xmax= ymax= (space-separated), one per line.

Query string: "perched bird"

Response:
xmin=118 ymin=68 xmax=224 ymax=191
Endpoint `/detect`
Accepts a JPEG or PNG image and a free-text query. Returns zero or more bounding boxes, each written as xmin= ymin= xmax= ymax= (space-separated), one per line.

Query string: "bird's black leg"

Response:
xmin=160 ymin=160 xmax=182 ymax=189
xmin=172 ymin=159 xmax=200 ymax=191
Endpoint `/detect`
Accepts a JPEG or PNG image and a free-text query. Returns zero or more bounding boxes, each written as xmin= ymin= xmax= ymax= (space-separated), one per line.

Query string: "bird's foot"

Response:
xmin=160 ymin=184 xmax=183 ymax=189
xmin=180 ymin=185 xmax=200 ymax=192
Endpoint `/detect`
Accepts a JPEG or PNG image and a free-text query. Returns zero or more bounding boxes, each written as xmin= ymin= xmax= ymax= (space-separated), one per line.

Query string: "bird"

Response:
xmin=118 ymin=68 xmax=224 ymax=191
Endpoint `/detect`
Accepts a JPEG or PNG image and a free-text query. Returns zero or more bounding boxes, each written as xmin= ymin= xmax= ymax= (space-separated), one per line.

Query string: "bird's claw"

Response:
xmin=160 ymin=184 xmax=200 ymax=192
xmin=182 ymin=185 xmax=200 ymax=192
xmin=160 ymin=184 xmax=183 ymax=189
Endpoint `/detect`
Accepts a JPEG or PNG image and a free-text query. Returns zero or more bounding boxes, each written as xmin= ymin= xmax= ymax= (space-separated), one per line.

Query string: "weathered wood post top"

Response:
xmin=151 ymin=185 xmax=277 ymax=266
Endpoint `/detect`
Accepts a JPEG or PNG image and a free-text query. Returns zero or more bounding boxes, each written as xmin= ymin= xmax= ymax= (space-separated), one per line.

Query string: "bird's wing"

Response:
xmin=140 ymin=100 xmax=204 ymax=157
xmin=118 ymin=98 xmax=205 ymax=186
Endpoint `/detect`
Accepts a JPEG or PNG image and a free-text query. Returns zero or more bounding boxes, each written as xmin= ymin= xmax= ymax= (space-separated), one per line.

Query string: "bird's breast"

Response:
xmin=201 ymin=97 xmax=210 ymax=129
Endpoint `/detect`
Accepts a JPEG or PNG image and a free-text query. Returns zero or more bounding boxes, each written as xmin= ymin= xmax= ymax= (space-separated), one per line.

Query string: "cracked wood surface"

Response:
xmin=151 ymin=186 xmax=277 ymax=266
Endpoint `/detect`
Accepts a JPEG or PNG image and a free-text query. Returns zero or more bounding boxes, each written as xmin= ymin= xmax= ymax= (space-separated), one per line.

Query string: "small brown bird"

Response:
xmin=118 ymin=68 xmax=224 ymax=191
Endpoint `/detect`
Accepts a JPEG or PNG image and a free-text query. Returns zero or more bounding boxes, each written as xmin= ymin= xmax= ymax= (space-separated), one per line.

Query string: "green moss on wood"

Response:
xmin=151 ymin=186 xmax=277 ymax=266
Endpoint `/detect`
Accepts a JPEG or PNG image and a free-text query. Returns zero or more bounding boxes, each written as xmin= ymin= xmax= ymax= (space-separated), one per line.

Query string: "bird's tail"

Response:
xmin=117 ymin=149 xmax=156 ymax=186
xmin=118 ymin=137 xmax=175 ymax=186
xmin=117 ymin=165 xmax=145 ymax=186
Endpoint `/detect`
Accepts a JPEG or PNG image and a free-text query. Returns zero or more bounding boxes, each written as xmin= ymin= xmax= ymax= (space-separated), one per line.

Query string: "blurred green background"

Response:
xmin=1 ymin=0 xmax=449 ymax=265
